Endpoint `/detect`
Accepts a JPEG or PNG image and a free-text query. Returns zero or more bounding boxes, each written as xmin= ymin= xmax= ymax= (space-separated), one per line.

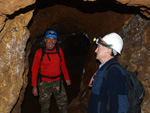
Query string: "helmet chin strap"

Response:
xmin=112 ymin=49 xmax=117 ymax=56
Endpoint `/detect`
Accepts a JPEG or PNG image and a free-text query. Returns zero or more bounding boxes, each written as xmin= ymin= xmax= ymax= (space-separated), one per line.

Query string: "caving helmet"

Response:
xmin=45 ymin=30 xmax=57 ymax=39
xmin=94 ymin=32 xmax=123 ymax=55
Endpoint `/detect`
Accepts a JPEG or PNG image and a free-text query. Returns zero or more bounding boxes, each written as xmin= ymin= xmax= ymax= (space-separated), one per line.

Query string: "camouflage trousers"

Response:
xmin=38 ymin=80 xmax=68 ymax=113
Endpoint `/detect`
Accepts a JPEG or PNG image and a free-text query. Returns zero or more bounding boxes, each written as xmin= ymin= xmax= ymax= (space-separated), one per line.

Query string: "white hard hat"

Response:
xmin=102 ymin=32 xmax=123 ymax=54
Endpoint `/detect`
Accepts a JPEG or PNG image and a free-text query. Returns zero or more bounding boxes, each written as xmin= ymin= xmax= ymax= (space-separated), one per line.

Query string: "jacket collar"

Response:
xmin=99 ymin=58 xmax=118 ymax=70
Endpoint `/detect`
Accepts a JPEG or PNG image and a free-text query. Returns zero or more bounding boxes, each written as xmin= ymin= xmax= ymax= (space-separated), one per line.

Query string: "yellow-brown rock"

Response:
xmin=0 ymin=10 xmax=34 ymax=113
xmin=0 ymin=0 xmax=35 ymax=112
xmin=116 ymin=0 xmax=150 ymax=18
xmin=0 ymin=0 xmax=35 ymax=15
xmin=117 ymin=0 xmax=150 ymax=7
xmin=1 ymin=0 xmax=150 ymax=113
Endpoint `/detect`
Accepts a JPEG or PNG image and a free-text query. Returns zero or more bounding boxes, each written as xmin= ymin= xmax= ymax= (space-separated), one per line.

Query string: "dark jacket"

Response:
xmin=87 ymin=58 xmax=129 ymax=113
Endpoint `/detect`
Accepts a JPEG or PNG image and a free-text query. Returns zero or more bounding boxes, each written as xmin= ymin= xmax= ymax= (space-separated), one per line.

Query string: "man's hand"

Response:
xmin=66 ymin=80 xmax=71 ymax=86
xmin=32 ymin=86 xmax=38 ymax=96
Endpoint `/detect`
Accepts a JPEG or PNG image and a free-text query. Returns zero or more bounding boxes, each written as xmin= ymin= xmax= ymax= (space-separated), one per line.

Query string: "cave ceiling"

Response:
xmin=83 ymin=0 xmax=150 ymax=18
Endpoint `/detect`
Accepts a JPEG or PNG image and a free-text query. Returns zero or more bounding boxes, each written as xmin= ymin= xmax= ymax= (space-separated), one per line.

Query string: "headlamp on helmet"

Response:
xmin=93 ymin=37 xmax=112 ymax=49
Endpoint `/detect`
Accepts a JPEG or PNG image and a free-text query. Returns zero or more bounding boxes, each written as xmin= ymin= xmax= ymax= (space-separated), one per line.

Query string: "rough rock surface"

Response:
xmin=116 ymin=0 xmax=150 ymax=18
xmin=27 ymin=4 xmax=131 ymax=113
xmin=0 ymin=11 xmax=34 ymax=113
xmin=0 ymin=0 xmax=150 ymax=113
xmin=0 ymin=0 xmax=35 ymax=113
xmin=83 ymin=0 xmax=150 ymax=18
xmin=71 ymin=14 xmax=150 ymax=113
xmin=0 ymin=0 xmax=35 ymax=15
xmin=119 ymin=15 xmax=150 ymax=113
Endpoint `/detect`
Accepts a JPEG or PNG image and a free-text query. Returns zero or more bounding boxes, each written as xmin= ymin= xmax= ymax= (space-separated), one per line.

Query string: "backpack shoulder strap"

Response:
xmin=37 ymin=47 xmax=45 ymax=82
xmin=38 ymin=47 xmax=45 ymax=71
xmin=105 ymin=63 xmax=126 ymax=80
xmin=55 ymin=46 xmax=62 ymax=61
xmin=41 ymin=47 xmax=45 ymax=62
xmin=105 ymin=63 xmax=120 ymax=79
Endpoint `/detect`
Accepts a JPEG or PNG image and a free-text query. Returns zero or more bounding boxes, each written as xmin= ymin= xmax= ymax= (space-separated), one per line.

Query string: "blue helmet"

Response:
xmin=45 ymin=30 xmax=57 ymax=39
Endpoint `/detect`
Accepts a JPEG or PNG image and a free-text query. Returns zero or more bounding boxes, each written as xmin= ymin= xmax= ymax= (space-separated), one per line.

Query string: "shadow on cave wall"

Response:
xmin=21 ymin=20 xmax=90 ymax=113
xmin=34 ymin=0 xmax=140 ymax=14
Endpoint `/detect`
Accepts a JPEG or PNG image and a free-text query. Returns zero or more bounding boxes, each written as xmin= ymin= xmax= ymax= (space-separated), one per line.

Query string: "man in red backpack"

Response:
xmin=32 ymin=30 xmax=71 ymax=113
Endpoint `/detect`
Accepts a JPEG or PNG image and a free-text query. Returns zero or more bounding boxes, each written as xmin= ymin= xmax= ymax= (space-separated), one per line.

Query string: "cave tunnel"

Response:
xmin=1 ymin=0 xmax=150 ymax=113
xmin=22 ymin=19 xmax=91 ymax=113
xmin=21 ymin=1 xmax=138 ymax=112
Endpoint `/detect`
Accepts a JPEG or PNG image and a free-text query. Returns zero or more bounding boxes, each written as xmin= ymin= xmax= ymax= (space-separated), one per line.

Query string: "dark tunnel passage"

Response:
xmin=21 ymin=27 xmax=91 ymax=113
xmin=20 ymin=0 xmax=141 ymax=113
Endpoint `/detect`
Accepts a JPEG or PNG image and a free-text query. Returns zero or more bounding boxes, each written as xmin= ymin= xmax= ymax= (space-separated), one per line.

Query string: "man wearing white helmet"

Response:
xmin=87 ymin=33 xmax=129 ymax=113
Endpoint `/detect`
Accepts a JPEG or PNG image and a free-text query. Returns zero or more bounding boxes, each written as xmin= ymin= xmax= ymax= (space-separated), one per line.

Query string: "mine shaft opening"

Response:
xmin=22 ymin=21 xmax=91 ymax=113
xmin=21 ymin=0 xmax=141 ymax=113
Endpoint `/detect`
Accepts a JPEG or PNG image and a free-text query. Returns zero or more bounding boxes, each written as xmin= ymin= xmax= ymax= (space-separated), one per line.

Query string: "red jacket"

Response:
xmin=32 ymin=47 xmax=70 ymax=86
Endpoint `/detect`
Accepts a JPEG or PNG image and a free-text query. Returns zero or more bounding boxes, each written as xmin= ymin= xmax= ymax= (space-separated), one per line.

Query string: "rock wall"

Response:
xmin=28 ymin=4 xmax=132 ymax=113
xmin=68 ymin=14 xmax=150 ymax=113
xmin=84 ymin=0 xmax=150 ymax=18
xmin=120 ymin=15 xmax=150 ymax=112
xmin=117 ymin=0 xmax=150 ymax=18
xmin=0 ymin=0 xmax=150 ymax=113
xmin=0 ymin=0 xmax=35 ymax=113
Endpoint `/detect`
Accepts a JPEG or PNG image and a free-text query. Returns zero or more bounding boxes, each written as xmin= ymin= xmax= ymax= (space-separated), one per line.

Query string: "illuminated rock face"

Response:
xmin=0 ymin=0 xmax=150 ymax=113
xmin=116 ymin=0 xmax=150 ymax=18
xmin=0 ymin=0 xmax=35 ymax=113
xmin=119 ymin=15 xmax=150 ymax=113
